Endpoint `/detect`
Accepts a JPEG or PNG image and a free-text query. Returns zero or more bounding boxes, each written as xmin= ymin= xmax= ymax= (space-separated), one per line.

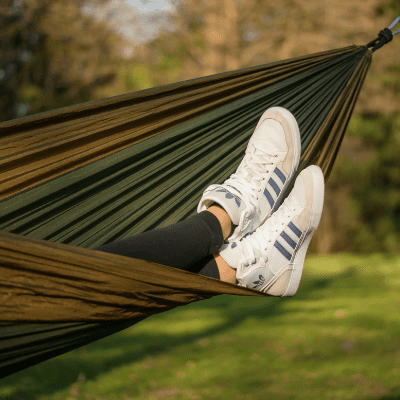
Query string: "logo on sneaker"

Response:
xmin=253 ymin=274 xmax=265 ymax=289
xmin=216 ymin=189 xmax=241 ymax=207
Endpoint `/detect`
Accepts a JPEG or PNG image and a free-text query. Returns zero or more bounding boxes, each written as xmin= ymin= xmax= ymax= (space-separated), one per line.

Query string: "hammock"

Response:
xmin=0 ymin=22 xmax=398 ymax=378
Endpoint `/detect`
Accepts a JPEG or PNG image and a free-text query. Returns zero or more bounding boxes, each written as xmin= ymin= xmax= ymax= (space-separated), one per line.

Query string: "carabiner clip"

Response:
xmin=388 ymin=16 xmax=400 ymax=35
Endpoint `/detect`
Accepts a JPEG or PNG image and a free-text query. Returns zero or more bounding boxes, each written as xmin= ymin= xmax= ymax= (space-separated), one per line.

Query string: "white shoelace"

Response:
xmin=223 ymin=143 xmax=281 ymax=212
xmin=238 ymin=197 xmax=298 ymax=268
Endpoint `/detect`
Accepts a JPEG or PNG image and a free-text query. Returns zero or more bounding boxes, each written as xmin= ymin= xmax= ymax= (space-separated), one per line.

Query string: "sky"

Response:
xmin=122 ymin=0 xmax=174 ymax=44
xmin=83 ymin=0 xmax=175 ymax=47
xmin=126 ymin=0 xmax=173 ymax=13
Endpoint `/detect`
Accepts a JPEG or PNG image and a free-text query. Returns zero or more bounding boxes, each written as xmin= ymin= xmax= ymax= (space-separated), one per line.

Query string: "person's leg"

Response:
xmin=196 ymin=107 xmax=302 ymax=286
xmin=207 ymin=204 xmax=232 ymax=239
xmin=96 ymin=106 xmax=302 ymax=287
xmin=95 ymin=205 xmax=236 ymax=281
xmin=213 ymin=253 xmax=236 ymax=283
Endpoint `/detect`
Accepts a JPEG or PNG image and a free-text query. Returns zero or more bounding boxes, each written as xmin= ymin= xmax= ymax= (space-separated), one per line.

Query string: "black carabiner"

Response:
xmin=366 ymin=15 xmax=399 ymax=52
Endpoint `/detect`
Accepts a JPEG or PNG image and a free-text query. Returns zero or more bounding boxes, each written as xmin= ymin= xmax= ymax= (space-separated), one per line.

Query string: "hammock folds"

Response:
xmin=0 ymin=44 xmax=374 ymax=378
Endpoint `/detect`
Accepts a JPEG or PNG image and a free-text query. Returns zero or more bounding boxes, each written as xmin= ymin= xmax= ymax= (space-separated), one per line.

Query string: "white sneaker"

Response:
xmin=197 ymin=107 xmax=301 ymax=242
xmin=219 ymin=165 xmax=324 ymax=297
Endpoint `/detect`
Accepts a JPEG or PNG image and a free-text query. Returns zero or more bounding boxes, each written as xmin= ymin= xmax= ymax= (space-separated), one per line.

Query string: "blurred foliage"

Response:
xmin=344 ymin=114 xmax=400 ymax=252
xmin=0 ymin=0 xmax=126 ymax=121
xmin=137 ymin=0 xmax=293 ymax=82
xmin=1 ymin=0 xmax=400 ymax=254
xmin=92 ymin=61 xmax=156 ymax=100
xmin=378 ymin=0 xmax=400 ymax=18
xmin=341 ymin=0 xmax=400 ymax=253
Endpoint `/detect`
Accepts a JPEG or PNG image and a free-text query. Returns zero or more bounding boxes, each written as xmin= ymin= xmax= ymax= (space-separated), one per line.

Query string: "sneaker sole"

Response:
xmin=254 ymin=107 xmax=302 ymax=226
xmin=282 ymin=165 xmax=325 ymax=296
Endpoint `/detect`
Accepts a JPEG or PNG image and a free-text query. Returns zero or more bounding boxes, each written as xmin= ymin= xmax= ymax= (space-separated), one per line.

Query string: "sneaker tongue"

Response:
xmin=224 ymin=238 xmax=262 ymax=268
xmin=253 ymin=140 xmax=281 ymax=154
xmin=240 ymin=234 xmax=264 ymax=263
xmin=255 ymin=145 xmax=278 ymax=155
xmin=220 ymin=230 xmax=266 ymax=270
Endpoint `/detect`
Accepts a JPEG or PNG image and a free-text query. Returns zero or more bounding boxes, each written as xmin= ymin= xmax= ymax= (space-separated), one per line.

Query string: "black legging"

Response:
xmin=95 ymin=211 xmax=224 ymax=279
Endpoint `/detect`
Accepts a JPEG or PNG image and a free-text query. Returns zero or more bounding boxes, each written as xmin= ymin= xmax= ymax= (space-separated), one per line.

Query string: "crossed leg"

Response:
xmin=95 ymin=207 xmax=236 ymax=283
xmin=207 ymin=205 xmax=236 ymax=284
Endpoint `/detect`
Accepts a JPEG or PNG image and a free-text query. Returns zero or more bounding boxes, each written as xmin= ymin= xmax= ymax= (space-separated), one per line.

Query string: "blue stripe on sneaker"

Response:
xmin=263 ymin=188 xmax=274 ymax=207
xmin=281 ymin=231 xmax=297 ymax=249
xmin=274 ymin=240 xmax=292 ymax=261
xmin=268 ymin=177 xmax=280 ymax=196
xmin=289 ymin=221 xmax=302 ymax=238
xmin=274 ymin=167 xmax=286 ymax=184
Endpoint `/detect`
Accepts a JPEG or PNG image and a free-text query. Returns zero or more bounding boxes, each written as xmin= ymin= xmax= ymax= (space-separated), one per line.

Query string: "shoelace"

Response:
xmin=223 ymin=143 xmax=280 ymax=212
xmin=238 ymin=197 xmax=298 ymax=268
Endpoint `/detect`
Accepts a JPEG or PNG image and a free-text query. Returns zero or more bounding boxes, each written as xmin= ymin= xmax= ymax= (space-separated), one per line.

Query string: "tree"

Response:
xmin=312 ymin=0 xmax=400 ymax=253
xmin=139 ymin=0 xmax=292 ymax=83
xmin=0 ymin=0 xmax=130 ymax=122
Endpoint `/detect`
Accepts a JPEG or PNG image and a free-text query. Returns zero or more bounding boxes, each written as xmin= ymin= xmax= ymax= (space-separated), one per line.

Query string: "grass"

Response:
xmin=2 ymin=253 xmax=400 ymax=400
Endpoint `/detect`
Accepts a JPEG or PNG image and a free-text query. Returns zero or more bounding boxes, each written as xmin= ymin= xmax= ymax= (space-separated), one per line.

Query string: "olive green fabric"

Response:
xmin=0 ymin=46 xmax=370 ymax=245
xmin=0 ymin=45 xmax=363 ymax=202
xmin=0 ymin=45 xmax=372 ymax=378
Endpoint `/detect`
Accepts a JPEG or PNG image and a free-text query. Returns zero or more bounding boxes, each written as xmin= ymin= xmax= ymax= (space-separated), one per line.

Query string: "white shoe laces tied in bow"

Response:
xmin=223 ymin=143 xmax=281 ymax=213
xmin=238 ymin=197 xmax=298 ymax=269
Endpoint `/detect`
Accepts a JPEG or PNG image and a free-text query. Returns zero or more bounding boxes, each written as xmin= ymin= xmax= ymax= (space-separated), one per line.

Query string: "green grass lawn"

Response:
xmin=2 ymin=253 xmax=400 ymax=400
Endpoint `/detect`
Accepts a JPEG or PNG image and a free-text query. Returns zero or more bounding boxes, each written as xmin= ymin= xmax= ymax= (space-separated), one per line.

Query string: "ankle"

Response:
xmin=207 ymin=204 xmax=232 ymax=240
xmin=214 ymin=253 xmax=236 ymax=284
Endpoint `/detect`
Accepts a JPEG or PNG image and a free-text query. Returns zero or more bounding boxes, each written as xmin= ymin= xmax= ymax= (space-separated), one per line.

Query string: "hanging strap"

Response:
xmin=367 ymin=16 xmax=399 ymax=52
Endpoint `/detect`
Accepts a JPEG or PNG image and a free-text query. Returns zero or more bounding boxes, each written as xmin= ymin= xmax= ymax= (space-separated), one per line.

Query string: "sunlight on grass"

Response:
xmin=129 ymin=313 xmax=226 ymax=337
xmin=2 ymin=253 xmax=400 ymax=400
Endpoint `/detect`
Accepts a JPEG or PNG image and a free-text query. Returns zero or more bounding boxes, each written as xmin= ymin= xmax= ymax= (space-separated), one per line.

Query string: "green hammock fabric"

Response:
xmin=0 ymin=45 xmax=372 ymax=378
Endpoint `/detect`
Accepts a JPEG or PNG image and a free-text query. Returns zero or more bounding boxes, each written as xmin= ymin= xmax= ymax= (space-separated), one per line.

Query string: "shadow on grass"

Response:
xmin=0 ymin=267 xmax=379 ymax=400
xmin=369 ymin=389 xmax=400 ymax=400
